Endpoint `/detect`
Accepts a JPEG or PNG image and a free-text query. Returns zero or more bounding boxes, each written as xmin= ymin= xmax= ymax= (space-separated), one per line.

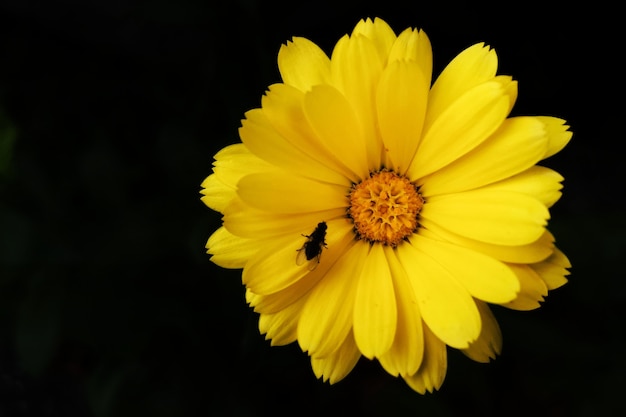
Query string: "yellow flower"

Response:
xmin=200 ymin=17 xmax=572 ymax=393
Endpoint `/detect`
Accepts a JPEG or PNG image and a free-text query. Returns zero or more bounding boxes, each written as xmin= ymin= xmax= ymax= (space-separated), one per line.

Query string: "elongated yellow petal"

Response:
xmin=353 ymin=244 xmax=397 ymax=359
xmin=223 ymin=197 xmax=346 ymax=240
xmin=422 ymin=189 xmax=549 ymax=246
xmin=249 ymin=220 xmax=355 ymax=314
xmin=258 ymin=295 xmax=307 ymax=346
xmin=409 ymin=81 xmax=511 ymax=179
xmin=240 ymin=108 xmax=350 ymax=185
xmin=298 ymin=241 xmax=368 ymax=357
xmin=303 ymin=85 xmax=369 ymax=179
xmin=426 ymin=43 xmax=498 ymax=128
xmin=278 ymin=36 xmax=331 ymax=91
xmin=351 ymin=17 xmax=396 ymax=62
xmin=378 ymin=246 xmax=424 ymax=376
xmin=420 ymin=116 xmax=549 ymax=195
xmin=210 ymin=143 xmax=272 ymax=187
xmin=531 ymin=246 xmax=571 ymax=290
xmin=487 ymin=166 xmax=564 ymax=208
xmin=499 ymin=264 xmax=548 ymax=310
xmin=206 ymin=226 xmax=259 ymax=268
xmin=329 ymin=35 xmax=383 ymax=171
xmin=411 ymin=234 xmax=520 ymax=304
xmin=310 ymin=330 xmax=361 ymax=384
xmin=237 ymin=171 xmax=347 ymax=214
xmin=419 ymin=219 xmax=555 ymax=264
xmin=200 ymin=174 xmax=234 ymax=213
xmin=398 ymin=242 xmax=481 ymax=349
xmin=402 ymin=323 xmax=447 ymax=393
xmin=261 ymin=83 xmax=357 ymax=181
xmin=461 ymin=301 xmax=502 ymax=363
xmin=388 ymin=27 xmax=432 ymax=84
xmin=376 ymin=60 xmax=428 ymax=173
xmin=200 ymin=144 xmax=272 ymax=212
xmin=494 ymin=75 xmax=518 ymax=113
xmin=536 ymin=116 xmax=573 ymax=159
xmin=243 ymin=233 xmax=311 ymax=295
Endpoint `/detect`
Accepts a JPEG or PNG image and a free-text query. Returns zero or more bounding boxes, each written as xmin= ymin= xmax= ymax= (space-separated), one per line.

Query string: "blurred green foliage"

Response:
xmin=0 ymin=1 xmax=622 ymax=416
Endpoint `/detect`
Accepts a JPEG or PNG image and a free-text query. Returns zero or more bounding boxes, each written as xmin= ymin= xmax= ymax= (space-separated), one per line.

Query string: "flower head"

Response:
xmin=200 ymin=17 xmax=571 ymax=393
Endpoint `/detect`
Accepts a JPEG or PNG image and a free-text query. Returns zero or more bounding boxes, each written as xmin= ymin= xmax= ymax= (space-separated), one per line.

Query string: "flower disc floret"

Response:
xmin=348 ymin=170 xmax=424 ymax=246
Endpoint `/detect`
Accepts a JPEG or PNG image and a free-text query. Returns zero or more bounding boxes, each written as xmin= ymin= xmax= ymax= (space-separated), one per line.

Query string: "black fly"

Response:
xmin=296 ymin=222 xmax=328 ymax=270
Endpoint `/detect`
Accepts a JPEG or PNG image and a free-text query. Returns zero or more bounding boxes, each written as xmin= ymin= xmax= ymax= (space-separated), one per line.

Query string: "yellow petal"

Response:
xmin=200 ymin=144 xmax=272 ymax=213
xmin=303 ymin=85 xmax=369 ymax=180
xmin=298 ymin=241 xmax=368 ymax=357
xmin=376 ymin=60 xmax=428 ymax=173
xmin=239 ymin=108 xmax=350 ymax=185
xmin=411 ymin=234 xmax=520 ymax=304
xmin=487 ymin=166 xmax=564 ymax=208
xmin=536 ymin=116 xmax=573 ymax=159
xmin=397 ymin=241 xmax=481 ymax=349
xmin=499 ymin=264 xmax=548 ymax=310
xmin=409 ymin=80 xmax=511 ymax=179
xmin=237 ymin=171 xmax=347 ymax=214
xmin=426 ymin=43 xmax=498 ymax=129
xmin=248 ymin=220 xmax=356 ymax=314
xmin=419 ymin=218 xmax=555 ymax=264
xmin=209 ymin=143 xmax=272 ymax=186
xmin=402 ymin=323 xmax=447 ymax=394
xmin=420 ymin=116 xmax=549 ymax=195
xmin=351 ymin=17 xmax=396 ymax=62
xmin=310 ymin=330 xmax=361 ymax=384
xmin=258 ymin=295 xmax=307 ymax=346
xmin=422 ymin=189 xmax=549 ymax=246
xmin=461 ymin=300 xmax=502 ymax=363
xmin=206 ymin=226 xmax=259 ymax=268
xmin=495 ymin=75 xmax=518 ymax=113
xmin=278 ymin=36 xmax=330 ymax=91
xmin=531 ymin=246 xmax=571 ymax=290
xmin=200 ymin=174 xmax=234 ymax=213
xmin=248 ymin=271 xmax=317 ymax=314
xmin=329 ymin=35 xmax=383 ymax=171
xmin=388 ymin=27 xmax=432 ymax=84
xmin=378 ymin=246 xmax=424 ymax=377
xmin=353 ymin=244 xmax=397 ymax=359
xmin=261 ymin=83 xmax=357 ymax=181
xmin=223 ymin=197 xmax=346 ymax=240
xmin=243 ymin=233 xmax=311 ymax=295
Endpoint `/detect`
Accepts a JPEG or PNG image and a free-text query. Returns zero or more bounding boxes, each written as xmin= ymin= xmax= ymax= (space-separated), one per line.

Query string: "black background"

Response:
xmin=0 ymin=1 xmax=622 ymax=416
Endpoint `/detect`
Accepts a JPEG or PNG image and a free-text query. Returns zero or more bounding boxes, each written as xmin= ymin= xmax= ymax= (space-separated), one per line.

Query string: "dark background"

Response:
xmin=0 ymin=1 xmax=622 ymax=416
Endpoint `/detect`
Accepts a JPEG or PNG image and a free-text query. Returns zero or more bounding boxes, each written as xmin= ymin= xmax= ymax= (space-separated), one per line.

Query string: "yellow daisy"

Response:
xmin=200 ymin=17 xmax=572 ymax=393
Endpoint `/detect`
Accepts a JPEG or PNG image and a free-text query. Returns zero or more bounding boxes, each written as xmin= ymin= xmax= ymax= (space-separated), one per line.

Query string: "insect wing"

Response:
xmin=296 ymin=245 xmax=309 ymax=266
xmin=296 ymin=240 xmax=324 ymax=271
